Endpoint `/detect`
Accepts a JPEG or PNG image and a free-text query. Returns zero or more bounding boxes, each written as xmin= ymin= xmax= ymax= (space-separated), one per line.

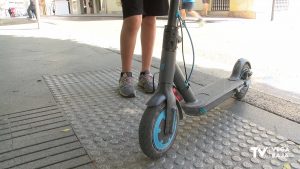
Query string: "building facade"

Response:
xmin=1 ymin=0 xmax=297 ymax=20
xmin=0 ymin=0 xmax=28 ymax=17
xmin=68 ymin=0 xmax=294 ymax=20
xmin=67 ymin=0 xmax=121 ymax=15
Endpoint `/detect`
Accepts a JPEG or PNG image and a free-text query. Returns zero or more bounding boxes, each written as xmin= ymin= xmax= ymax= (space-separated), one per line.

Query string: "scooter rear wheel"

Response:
xmin=139 ymin=103 xmax=178 ymax=159
xmin=235 ymin=63 xmax=251 ymax=100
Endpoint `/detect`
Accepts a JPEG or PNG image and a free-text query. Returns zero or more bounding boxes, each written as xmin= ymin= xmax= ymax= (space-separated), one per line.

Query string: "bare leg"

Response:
xmin=141 ymin=16 xmax=156 ymax=72
xmin=180 ymin=9 xmax=187 ymax=20
xmin=204 ymin=3 xmax=209 ymax=16
xmin=120 ymin=15 xmax=142 ymax=72
xmin=187 ymin=10 xmax=202 ymax=19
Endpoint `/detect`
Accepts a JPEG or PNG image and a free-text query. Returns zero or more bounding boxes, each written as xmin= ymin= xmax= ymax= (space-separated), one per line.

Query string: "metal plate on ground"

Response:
xmin=0 ymin=105 xmax=95 ymax=169
xmin=43 ymin=68 xmax=300 ymax=169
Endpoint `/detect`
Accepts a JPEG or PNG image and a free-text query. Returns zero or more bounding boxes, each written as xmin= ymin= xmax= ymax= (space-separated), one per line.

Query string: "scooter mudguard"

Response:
xmin=146 ymin=92 xmax=183 ymax=120
xmin=146 ymin=93 xmax=166 ymax=107
xmin=229 ymin=58 xmax=251 ymax=81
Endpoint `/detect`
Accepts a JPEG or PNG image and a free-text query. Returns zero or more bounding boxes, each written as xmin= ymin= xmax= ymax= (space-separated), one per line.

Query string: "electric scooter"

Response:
xmin=138 ymin=0 xmax=252 ymax=160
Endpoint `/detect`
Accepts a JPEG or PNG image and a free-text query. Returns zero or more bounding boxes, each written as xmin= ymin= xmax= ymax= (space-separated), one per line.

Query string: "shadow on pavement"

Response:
xmin=0 ymin=35 xmax=116 ymax=114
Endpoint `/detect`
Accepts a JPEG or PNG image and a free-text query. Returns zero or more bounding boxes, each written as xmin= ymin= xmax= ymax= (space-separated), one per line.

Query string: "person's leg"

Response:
xmin=119 ymin=15 xmax=142 ymax=97
xmin=8 ymin=10 xmax=12 ymax=17
xmin=180 ymin=9 xmax=187 ymax=20
xmin=137 ymin=16 xmax=157 ymax=93
xmin=204 ymin=3 xmax=209 ymax=16
xmin=180 ymin=2 xmax=188 ymax=20
xmin=137 ymin=0 xmax=169 ymax=93
xmin=141 ymin=0 xmax=169 ymax=69
xmin=120 ymin=15 xmax=142 ymax=72
xmin=186 ymin=2 xmax=202 ymax=20
xmin=140 ymin=16 xmax=156 ymax=72
xmin=119 ymin=0 xmax=143 ymax=97
xmin=187 ymin=10 xmax=201 ymax=18
xmin=27 ymin=7 xmax=32 ymax=18
xmin=32 ymin=9 xmax=36 ymax=18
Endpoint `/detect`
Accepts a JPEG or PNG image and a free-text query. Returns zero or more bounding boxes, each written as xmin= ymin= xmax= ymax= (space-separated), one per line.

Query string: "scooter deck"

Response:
xmin=181 ymin=78 xmax=244 ymax=116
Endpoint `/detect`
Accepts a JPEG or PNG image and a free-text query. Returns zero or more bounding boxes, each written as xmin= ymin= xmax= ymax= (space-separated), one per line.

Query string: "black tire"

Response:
xmin=235 ymin=63 xmax=251 ymax=100
xmin=139 ymin=103 xmax=178 ymax=160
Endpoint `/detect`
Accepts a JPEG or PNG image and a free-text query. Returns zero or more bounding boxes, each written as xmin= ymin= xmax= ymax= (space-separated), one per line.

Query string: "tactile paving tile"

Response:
xmin=0 ymin=105 xmax=95 ymax=169
xmin=44 ymin=68 xmax=300 ymax=169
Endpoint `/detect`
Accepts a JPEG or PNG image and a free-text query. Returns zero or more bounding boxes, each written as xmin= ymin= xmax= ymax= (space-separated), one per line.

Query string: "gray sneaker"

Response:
xmin=119 ymin=72 xmax=136 ymax=98
xmin=138 ymin=71 xmax=156 ymax=93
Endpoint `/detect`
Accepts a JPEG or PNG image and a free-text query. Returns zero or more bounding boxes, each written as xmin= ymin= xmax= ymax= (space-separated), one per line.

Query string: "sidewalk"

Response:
xmin=0 ymin=17 xmax=36 ymax=26
xmin=3 ymin=15 xmax=299 ymax=122
xmin=1 ymin=17 xmax=300 ymax=169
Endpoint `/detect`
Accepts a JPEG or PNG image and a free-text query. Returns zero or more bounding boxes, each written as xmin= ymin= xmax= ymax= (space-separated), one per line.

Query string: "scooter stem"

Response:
xmin=167 ymin=0 xmax=180 ymax=26
xmin=146 ymin=0 xmax=180 ymax=135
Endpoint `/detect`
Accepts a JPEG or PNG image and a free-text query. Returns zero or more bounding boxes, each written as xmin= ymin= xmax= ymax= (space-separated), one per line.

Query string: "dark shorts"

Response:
xmin=182 ymin=2 xmax=194 ymax=11
xmin=121 ymin=0 xmax=169 ymax=19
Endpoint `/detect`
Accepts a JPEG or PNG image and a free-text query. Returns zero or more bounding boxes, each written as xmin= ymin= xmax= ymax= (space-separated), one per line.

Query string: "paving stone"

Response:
xmin=0 ymin=106 xmax=95 ymax=169
xmin=42 ymin=68 xmax=300 ymax=169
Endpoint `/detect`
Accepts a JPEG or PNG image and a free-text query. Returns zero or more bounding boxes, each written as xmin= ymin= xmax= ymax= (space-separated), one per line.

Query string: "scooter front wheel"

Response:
xmin=139 ymin=103 xmax=178 ymax=159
